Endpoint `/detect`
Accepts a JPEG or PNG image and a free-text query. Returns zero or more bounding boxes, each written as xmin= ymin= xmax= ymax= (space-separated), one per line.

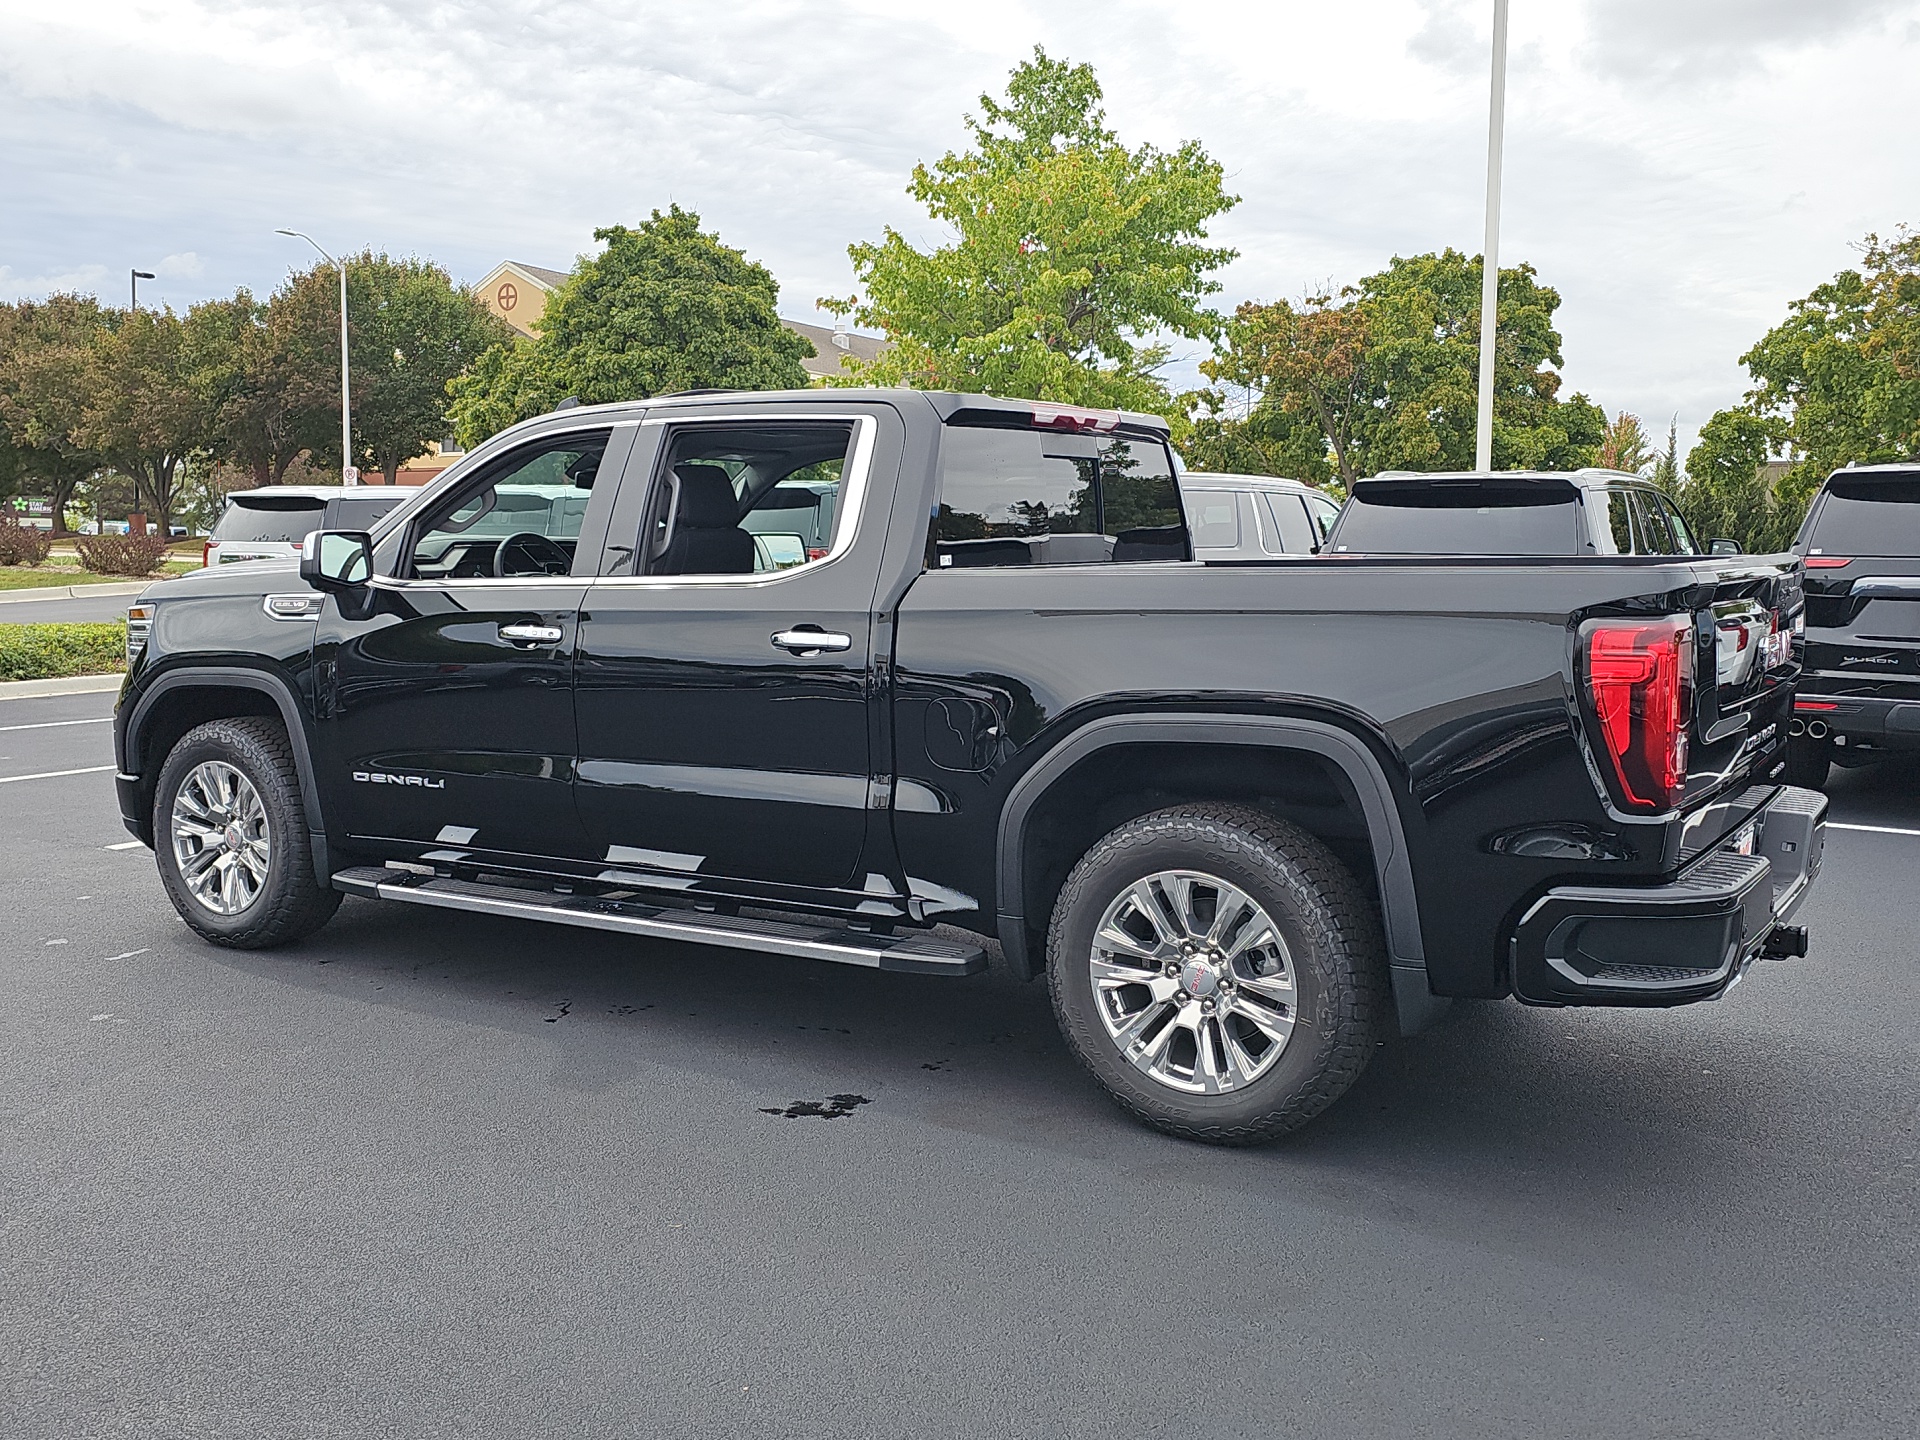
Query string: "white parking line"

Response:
xmin=0 ymin=716 xmax=113 ymax=733
xmin=104 ymin=840 xmax=144 ymax=850
xmin=0 ymin=764 xmax=116 ymax=785
xmin=1827 ymin=821 xmax=1920 ymax=837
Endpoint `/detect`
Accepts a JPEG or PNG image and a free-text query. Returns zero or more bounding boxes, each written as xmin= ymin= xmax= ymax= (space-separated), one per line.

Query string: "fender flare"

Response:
xmin=992 ymin=712 xmax=1447 ymax=1033
xmin=121 ymin=666 xmax=330 ymax=873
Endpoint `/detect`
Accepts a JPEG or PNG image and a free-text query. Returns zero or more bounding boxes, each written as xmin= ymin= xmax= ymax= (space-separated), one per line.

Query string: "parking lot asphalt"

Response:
xmin=2 ymin=688 xmax=1916 ymax=1439
xmin=0 ymin=590 xmax=143 ymax=625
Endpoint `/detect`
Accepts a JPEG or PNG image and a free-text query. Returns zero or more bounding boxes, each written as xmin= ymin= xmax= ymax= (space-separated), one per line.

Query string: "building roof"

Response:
xmin=508 ymin=262 xmax=571 ymax=290
xmin=783 ymin=318 xmax=889 ymax=378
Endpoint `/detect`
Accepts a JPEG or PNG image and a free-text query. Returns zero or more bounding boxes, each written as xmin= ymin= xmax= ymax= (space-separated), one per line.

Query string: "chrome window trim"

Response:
xmin=592 ymin=411 xmax=877 ymax=589
xmin=369 ymin=412 xmax=875 ymax=592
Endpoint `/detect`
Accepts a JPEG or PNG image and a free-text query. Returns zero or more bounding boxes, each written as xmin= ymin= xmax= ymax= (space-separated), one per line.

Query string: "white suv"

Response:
xmin=204 ymin=486 xmax=409 ymax=567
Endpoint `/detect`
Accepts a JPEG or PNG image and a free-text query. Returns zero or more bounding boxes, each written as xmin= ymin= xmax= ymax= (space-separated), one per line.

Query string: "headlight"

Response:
xmin=126 ymin=604 xmax=154 ymax=666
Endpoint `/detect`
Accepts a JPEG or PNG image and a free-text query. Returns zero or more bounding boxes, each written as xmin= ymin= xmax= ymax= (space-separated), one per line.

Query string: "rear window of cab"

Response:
xmin=213 ymin=496 xmax=328 ymax=544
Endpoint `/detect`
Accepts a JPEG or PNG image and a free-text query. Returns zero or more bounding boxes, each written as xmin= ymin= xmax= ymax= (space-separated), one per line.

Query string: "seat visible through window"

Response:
xmin=657 ymin=464 xmax=756 ymax=575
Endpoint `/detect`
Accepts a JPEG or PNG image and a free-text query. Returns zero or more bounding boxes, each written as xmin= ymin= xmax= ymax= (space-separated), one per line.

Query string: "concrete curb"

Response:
xmin=0 ymin=673 xmax=126 ymax=700
xmin=0 ymin=581 xmax=149 ymax=605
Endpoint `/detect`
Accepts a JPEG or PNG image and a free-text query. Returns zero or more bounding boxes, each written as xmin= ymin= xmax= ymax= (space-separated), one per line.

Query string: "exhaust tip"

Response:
xmin=1788 ymin=718 xmax=1806 ymax=737
xmin=1807 ymin=720 xmax=1830 ymax=739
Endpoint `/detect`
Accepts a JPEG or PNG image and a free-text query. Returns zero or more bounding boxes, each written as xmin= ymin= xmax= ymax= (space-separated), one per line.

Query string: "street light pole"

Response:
xmin=130 ymin=269 xmax=155 ymax=310
xmin=1474 ymin=0 xmax=1510 ymax=473
xmin=275 ymin=229 xmax=356 ymax=485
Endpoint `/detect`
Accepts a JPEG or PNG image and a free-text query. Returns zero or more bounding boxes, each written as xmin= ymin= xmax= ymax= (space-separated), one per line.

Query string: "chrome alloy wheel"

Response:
xmin=170 ymin=760 xmax=272 ymax=916
xmin=1089 ymin=870 xmax=1296 ymax=1094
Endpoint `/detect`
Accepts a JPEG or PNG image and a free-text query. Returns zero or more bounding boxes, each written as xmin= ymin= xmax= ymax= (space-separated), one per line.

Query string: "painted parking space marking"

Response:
xmin=104 ymin=840 xmax=144 ymax=851
xmin=1827 ymin=821 xmax=1920 ymax=837
xmin=0 ymin=716 xmax=112 ymax=733
xmin=0 ymin=764 xmax=116 ymax=785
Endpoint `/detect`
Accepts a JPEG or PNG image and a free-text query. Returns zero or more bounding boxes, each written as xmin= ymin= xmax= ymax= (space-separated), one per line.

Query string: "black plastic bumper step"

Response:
xmin=331 ymin=866 xmax=986 ymax=977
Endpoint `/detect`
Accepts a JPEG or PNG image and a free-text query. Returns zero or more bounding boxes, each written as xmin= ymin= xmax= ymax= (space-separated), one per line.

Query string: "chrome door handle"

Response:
xmin=771 ymin=627 xmax=852 ymax=655
xmin=499 ymin=622 xmax=564 ymax=646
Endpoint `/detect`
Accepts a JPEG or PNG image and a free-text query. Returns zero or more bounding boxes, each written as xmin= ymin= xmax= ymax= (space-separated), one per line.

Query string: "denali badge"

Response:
xmin=352 ymin=771 xmax=446 ymax=789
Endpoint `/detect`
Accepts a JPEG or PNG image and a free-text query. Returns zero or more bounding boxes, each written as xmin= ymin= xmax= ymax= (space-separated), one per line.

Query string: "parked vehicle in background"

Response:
xmin=1787 ymin=464 xmax=1920 ymax=788
xmin=1182 ymin=472 xmax=1342 ymax=559
xmin=115 ymin=391 xmax=1824 ymax=1145
xmin=204 ymin=487 xmax=410 ymax=568
xmin=1325 ymin=469 xmax=1711 ymax=557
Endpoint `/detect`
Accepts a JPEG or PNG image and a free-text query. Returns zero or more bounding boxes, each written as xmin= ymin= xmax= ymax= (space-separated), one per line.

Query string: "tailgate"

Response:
xmin=1679 ymin=560 xmax=1801 ymax=834
xmin=1803 ymin=557 xmax=1920 ymax=698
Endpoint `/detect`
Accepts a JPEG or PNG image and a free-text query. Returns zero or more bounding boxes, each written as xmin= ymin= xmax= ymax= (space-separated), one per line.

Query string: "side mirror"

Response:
xmin=301 ymin=530 xmax=374 ymax=592
xmin=1710 ymin=537 xmax=1741 ymax=556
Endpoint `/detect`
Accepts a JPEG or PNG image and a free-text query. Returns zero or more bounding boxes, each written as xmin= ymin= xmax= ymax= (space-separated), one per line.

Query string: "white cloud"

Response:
xmin=2 ymin=0 xmax=1919 ymax=461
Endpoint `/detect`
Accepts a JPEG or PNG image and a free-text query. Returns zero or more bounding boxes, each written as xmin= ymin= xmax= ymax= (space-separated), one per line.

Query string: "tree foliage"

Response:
xmin=1200 ymin=251 xmax=1603 ymax=484
xmin=1687 ymin=229 xmax=1920 ymax=550
xmin=0 ymin=296 xmax=112 ymax=535
xmin=448 ymin=208 xmax=812 ymax=447
xmin=823 ymin=47 xmax=1237 ymax=413
xmin=1595 ymin=410 xmax=1654 ymax=475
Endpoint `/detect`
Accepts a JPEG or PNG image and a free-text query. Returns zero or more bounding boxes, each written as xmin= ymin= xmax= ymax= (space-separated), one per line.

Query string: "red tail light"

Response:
xmin=1583 ymin=617 xmax=1694 ymax=812
xmin=1027 ymin=402 xmax=1121 ymax=434
xmin=1804 ymin=555 xmax=1852 ymax=568
xmin=201 ymin=540 xmax=211 ymax=568
xmin=1794 ymin=699 xmax=1838 ymax=712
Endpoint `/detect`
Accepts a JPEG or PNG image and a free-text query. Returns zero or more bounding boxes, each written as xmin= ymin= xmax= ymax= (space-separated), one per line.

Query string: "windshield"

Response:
xmin=1807 ymin=479 xmax=1920 ymax=557
xmin=1331 ymin=480 xmax=1582 ymax=555
xmin=214 ymin=496 xmax=328 ymax=544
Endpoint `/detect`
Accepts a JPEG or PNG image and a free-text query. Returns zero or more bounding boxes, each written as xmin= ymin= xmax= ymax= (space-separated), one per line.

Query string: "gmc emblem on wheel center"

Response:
xmin=352 ymin=771 xmax=446 ymax=789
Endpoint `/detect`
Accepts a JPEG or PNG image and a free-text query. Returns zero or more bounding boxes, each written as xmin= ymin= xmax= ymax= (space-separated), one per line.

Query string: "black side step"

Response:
xmin=331 ymin=866 xmax=986 ymax=977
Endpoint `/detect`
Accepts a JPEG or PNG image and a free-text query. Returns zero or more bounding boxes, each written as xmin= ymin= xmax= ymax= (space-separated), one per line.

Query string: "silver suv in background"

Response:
xmin=204 ymin=486 xmax=410 ymax=567
xmin=1182 ymin=472 xmax=1343 ymax=559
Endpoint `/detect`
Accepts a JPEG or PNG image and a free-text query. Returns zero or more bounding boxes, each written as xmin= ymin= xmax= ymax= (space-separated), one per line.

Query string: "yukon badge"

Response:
xmin=352 ymin=770 xmax=447 ymax=790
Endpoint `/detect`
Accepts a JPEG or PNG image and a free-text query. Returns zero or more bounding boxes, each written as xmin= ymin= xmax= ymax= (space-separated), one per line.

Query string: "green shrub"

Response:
xmin=0 ymin=514 xmax=54 ymax=566
xmin=73 ymin=533 xmax=173 ymax=576
xmin=0 ymin=623 xmax=127 ymax=682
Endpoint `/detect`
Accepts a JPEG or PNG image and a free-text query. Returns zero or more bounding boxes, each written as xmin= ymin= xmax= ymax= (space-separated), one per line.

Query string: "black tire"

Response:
xmin=1046 ymin=804 xmax=1388 ymax=1145
xmin=153 ymin=716 xmax=341 ymax=948
xmin=1784 ymin=737 xmax=1832 ymax=790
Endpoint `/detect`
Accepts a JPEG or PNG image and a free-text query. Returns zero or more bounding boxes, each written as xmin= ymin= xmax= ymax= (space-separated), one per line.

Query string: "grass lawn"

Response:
xmin=1 ymin=562 xmax=199 ymax=591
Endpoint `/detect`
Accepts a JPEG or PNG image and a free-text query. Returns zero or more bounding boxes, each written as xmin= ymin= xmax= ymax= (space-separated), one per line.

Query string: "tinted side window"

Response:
xmin=1629 ymin=490 xmax=1680 ymax=555
xmin=408 ymin=430 xmax=611 ymax=580
xmin=1597 ymin=489 xmax=1637 ymax=554
xmin=1304 ymin=494 xmax=1341 ymax=544
xmin=1660 ymin=498 xmax=1700 ymax=555
xmin=1264 ymin=494 xmax=1314 ymax=553
xmin=1187 ymin=490 xmax=1240 ymax=549
xmin=642 ymin=422 xmax=856 ymax=577
xmin=933 ymin=428 xmax=1184 ymax=566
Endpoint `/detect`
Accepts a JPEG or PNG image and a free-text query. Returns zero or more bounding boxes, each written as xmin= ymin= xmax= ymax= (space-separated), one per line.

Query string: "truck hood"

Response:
xmin=139 ymin=558 xmax=303 ymax=603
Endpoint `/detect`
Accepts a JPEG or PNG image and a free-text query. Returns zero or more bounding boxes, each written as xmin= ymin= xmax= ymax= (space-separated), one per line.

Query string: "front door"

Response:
xmin=315 ymin=422 xmax=632 ymax=866
xmin=573 ymin=410 xmax=887 ymax=896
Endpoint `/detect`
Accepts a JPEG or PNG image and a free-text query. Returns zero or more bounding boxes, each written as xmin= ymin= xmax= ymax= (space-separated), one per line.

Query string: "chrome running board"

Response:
xmin=330 ymin=866 xmax=986 ymax=977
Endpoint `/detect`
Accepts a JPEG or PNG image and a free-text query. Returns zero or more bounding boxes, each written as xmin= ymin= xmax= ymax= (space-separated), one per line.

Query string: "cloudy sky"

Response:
xmin=3 ymin=0 xmax=1918 ymax=455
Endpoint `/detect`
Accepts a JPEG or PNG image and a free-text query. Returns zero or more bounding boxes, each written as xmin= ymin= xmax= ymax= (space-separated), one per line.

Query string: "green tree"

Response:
xmin=823 ymin=47 xmax=1237 ymax=413
xmin=1595 ymin=410 xmax=1654 ymax=474
xmin=1200 ymin=251 xmax=1603 ymax=483
xmin=183 ymin=290 xmax=326 ymax=486
xmin=1689 ymin=228 xmax=1920 ymax=547
xmin=75 ymin=306 xmax=213 ymax=532
xmin=0 ymin=296 xmax=112 ymax=536
xmin=276 ymin=254 xmax=511 ymax=482
xmin=448 ymin=208 xmax=811 ymax=447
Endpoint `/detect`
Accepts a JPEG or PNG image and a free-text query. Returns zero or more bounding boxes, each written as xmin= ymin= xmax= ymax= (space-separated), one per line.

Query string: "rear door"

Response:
xmin=572 ymin=405 xmax=896 ymax=898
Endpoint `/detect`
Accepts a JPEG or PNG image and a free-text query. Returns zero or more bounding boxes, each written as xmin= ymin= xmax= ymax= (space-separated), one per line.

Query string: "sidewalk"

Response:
xmin=0 ymin=581 xmax=149 ymax=605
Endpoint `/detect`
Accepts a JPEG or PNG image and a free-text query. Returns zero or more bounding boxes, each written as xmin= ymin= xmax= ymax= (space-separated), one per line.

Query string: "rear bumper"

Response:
xmin=1509 ymin=785 xmax=1827 ymax=1007
xmin=1791 ymin=693 xmax=1920 ymax=752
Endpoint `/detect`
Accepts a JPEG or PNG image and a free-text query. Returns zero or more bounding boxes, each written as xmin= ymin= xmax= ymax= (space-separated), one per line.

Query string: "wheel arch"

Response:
xmin=993 ymin=713 xmax=1446 ymax=1033
xmin=121 ymin=667 xmax=328 ymax=870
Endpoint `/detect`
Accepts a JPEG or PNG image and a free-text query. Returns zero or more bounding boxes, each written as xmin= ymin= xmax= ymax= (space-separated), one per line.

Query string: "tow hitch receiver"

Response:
xmin=1761 ymin=924 xmax=1809 ymax=960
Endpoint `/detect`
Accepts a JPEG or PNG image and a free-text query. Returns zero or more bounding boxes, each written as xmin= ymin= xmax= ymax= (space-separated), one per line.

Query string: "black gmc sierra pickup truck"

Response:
xmin=114 ymin=389 xmax=1828 ymax=1143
